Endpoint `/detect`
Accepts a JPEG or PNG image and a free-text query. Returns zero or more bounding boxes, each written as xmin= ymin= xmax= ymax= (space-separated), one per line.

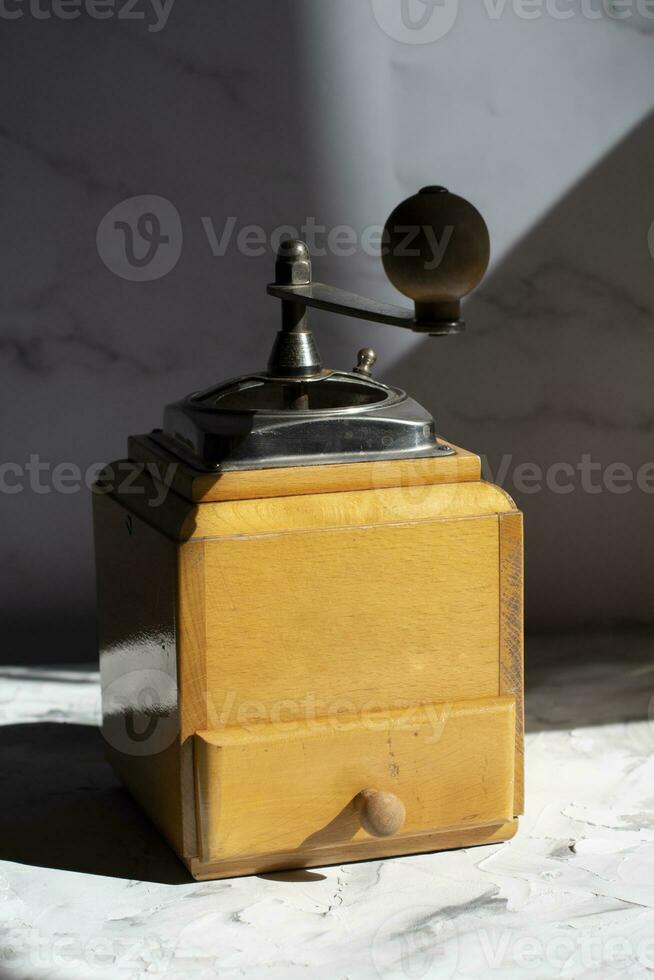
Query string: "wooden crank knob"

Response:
xmin=357 ymin=788 xmax=406 ymax=838
xmin=382 ymin=185 xmax=490 ymax=333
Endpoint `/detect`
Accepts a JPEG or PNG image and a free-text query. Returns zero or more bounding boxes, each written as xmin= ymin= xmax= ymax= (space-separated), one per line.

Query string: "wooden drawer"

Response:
xmin=194 ymin=696 xmax=516 ymax=864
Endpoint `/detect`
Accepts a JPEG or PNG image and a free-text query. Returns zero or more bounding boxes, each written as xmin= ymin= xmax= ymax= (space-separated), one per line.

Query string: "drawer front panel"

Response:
xmin=194 ymin=696 xmax=516 ymax=863
xmin=201 ymin=515 xmax=501 ymax=729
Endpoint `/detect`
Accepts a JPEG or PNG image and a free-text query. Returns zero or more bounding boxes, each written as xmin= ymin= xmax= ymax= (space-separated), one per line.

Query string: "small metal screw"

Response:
xmin=353 ymin=348 xmax=377 ymax=376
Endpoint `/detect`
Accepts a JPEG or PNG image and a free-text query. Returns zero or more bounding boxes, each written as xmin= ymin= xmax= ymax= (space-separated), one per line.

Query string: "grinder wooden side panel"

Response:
xmin=93 ymin=492 xmax=188 ymax=857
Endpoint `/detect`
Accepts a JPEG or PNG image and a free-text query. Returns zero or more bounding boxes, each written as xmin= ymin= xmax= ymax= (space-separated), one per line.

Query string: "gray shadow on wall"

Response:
xmin=392 ymin=111 xmax=654 ymax=632
xmin=0 ymin=2 xmax=315 ymax=664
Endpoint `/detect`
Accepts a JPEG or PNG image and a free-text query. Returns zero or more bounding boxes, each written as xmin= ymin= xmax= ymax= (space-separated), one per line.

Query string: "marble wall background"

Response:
xmin=1 ymin=0 xmax=653 ymax=662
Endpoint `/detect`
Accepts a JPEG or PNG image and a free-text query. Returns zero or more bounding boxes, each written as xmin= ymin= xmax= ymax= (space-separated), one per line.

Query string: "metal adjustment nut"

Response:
xmin=353 ymin=348 xmax=377 ymax=377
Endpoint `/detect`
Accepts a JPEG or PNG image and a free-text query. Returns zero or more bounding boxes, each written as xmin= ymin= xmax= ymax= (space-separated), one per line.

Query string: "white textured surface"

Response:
xmin=1 ymin=635 xmax=654 ymax=979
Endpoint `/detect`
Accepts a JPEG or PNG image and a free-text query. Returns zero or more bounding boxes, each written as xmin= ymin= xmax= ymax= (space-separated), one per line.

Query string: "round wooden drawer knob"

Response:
xmin=357 ymin=788 xmax=406 ymax=838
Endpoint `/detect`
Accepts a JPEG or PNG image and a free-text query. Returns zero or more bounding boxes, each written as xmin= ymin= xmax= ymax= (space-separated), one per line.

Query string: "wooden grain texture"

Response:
xmin=199 ymin=516 xmax=502 ymax=730
xmin=188 ymin=820 xmax=519 ymax=880
xmin=499 ymin=511 xmax=525 ymax=816
xmin=128 ymin=434 xmax=482 ymax=502
xmin=185 ymin=479 xmax=516 ymax=542
xmin=103 ymin=461 xmax=516 ymax=544
xmin=194 ymin=696 xmax=516 ymax=863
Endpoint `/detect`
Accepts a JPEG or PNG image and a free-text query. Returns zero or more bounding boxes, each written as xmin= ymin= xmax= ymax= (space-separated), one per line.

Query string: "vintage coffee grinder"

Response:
xmin=94 ymin=187 xmax=524 ymax=880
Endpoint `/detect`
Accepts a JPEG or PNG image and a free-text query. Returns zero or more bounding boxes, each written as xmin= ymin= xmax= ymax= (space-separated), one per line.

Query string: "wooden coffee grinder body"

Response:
xmin=95 ymin=443 xmax=523 ymax=880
